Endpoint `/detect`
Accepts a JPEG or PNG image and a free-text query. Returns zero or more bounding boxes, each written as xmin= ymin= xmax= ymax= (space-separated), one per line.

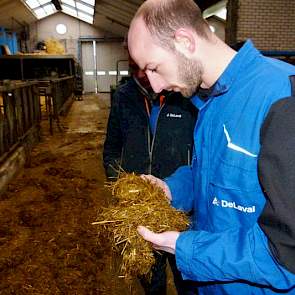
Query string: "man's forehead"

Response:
xmin=129 ymin=17 xmax=149 ymax=45
xmin=128 ymin=18 xmax=153 ymax=68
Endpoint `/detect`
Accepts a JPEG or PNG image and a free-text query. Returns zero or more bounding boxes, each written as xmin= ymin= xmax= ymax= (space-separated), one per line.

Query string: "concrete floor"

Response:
xmin=65 ymin=93 xmax=178 ymax=295
xmin=0 ymin=92 xmax=178 ymax=295
xmin=66 ymin=93 xmax=108 ymax=134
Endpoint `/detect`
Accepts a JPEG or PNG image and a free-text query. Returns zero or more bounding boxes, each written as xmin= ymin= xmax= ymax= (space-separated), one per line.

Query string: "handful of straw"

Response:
xmin=92 ymin=173 xmax=190 ymax=280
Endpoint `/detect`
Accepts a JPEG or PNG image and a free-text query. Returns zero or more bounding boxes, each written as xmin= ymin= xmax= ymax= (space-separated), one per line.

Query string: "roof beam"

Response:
xmin=127 ymin=0 xmax=144 ymax=6
xmin=195 ymin=0 xmax=223 ymax=11
xmin=98 ymin=0 xmax=138 ymax=13
xmin=105 ymin=16 xmax=129 ymax=28
xmin=96 ymin=3 xmax=134 ymax=20
xmin=51 ymin=0 xmax=62 ymax=10
xmin=95 ymin=6 xmax=130 ymax=26
xmin=0 ymin=0 xmax=16 ymax=8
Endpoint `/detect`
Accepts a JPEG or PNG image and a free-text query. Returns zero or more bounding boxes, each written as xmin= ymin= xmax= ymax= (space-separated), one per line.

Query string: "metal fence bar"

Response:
xmin=47 ymin=76 xmax=74 ymax=134
xmin=34 ymin=76 xmax=74 ymax=135
xmin=0 ymin=81 xmax=40 ymax=159
xmin=51 ymin=75 xmax=74 ymax=115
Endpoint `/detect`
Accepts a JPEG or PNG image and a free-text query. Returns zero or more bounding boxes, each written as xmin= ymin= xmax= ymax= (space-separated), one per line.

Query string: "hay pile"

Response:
xmin=45 ymin=38 xmax=65 ymax=55
xmin=93 ymin=173 xmax=190 ymax=280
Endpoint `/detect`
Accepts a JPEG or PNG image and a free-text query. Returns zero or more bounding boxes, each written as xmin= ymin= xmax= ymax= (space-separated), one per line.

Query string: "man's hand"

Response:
xmin=141 ymin=174 xmax=172 ymax=201
xmin=137 ymin=226 xmax=180 ymax=254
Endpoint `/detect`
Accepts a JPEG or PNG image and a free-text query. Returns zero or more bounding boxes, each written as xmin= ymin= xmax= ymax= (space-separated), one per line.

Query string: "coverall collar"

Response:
xmin=192 ymin=39 xmax=261 ymax=109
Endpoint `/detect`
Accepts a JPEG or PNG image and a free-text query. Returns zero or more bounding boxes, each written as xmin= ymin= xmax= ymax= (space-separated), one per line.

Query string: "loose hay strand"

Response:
xmin=93 ymin=173 xmax=190 ymax=281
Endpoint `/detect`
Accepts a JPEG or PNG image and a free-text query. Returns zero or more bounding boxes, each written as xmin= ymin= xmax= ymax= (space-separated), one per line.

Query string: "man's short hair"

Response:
xmin=135 ymin=0 xmax=210 ymax=50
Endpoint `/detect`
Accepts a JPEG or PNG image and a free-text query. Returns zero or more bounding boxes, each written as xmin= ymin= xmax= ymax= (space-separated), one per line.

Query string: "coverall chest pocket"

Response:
xmin=207 ymin=125 xmax=262 ymax=230
xmin=210 ymin=121 xmax=260 ymax=191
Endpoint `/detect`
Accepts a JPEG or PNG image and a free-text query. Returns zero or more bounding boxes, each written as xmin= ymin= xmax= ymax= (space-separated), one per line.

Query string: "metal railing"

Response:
xmin=0 ymin=81 xmax=40 ymax=160
xmin=37 ymin=76 xmax=74 ymax=134
xmin=51 ymin=75 xmax=75 ymax=114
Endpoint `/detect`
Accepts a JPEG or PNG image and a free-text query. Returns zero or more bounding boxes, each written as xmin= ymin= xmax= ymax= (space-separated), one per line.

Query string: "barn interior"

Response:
xmin=0 ymin=0 xmax=294 ymax=294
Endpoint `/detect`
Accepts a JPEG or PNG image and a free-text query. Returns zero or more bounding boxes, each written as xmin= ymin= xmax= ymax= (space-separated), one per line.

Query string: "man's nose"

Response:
xmin=147 ymin=76 xmax=166 ymax=94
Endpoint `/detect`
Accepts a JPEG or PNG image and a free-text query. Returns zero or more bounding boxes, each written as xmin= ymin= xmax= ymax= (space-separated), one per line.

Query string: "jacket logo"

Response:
xmin=166 ymin=113 xmax=182 ymax=118
xmin=212 ymin=197 xmax=256 ymax=213
xmin=223 ymin=124 xmax=257 ymax=157
xmin=212 ymin=197 xmax=220 ymax=206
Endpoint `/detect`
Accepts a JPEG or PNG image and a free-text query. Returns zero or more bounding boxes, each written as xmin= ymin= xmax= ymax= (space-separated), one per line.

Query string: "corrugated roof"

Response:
xmin=93 ymin=0 xmax=143 ymax=36
xmin=0 ymin=0 xmax=36 ymax=30
xmin=0 ymin=0 xmax=225 ymax=35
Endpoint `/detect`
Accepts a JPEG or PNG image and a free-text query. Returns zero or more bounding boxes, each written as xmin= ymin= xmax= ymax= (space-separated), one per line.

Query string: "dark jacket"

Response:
xmin=258 ymin=75 xmax=295 ymax=274
xmin=103 ymin=77 xmax=197 ymax=180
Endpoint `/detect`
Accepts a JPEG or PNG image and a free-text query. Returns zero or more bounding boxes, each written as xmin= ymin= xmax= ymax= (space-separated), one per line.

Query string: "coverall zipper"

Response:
xmin=149 ymin=103 xmax=165 ymax=174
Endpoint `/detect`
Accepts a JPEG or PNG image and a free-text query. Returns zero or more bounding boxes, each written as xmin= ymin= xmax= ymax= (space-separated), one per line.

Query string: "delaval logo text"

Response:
xmin=212 ymin=197 xmax=255 ymax=213
xmin=166 ymin=113 xmax=182 ymax=118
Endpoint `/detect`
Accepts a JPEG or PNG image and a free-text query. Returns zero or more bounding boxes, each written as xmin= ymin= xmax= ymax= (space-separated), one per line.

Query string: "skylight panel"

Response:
xmin=43 ymin=3 xmax=55 ymax=15
xmin=76 ymin=2 xmax=94 ymax=15
xmin=39 ymin=0 xmax=51 ymax=5
xmin=34 ymin=7 xmax=47 ymax=19
xmin=25 ymin=0 xmax=95 ymax=23
xmin=26 ymin=0 xmax=40 ymax=9
xmin=80 ymin=0 xmax=95 ymax=6
xmin=25 ymin=0 xmax=57 ymax=19
xmin=61 ymin=0 xmax=75 ymax=7
xmin=62 ymin=4 xmax=78 ymax=17
xmin=77 ymin=11 xmax=93 ymax=23
xmin=215 ymin=7 xmax=227 ymax=20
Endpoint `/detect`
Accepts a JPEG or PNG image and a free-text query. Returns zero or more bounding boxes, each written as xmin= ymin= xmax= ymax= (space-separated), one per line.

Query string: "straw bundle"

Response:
xmin=45 ymin=38 xmax=65 ymax=55
xmin=93 ymin=173 xmax=190 ymax=280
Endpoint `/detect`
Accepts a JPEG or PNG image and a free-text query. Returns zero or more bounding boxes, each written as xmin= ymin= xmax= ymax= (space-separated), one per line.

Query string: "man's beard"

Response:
xmin=176 ymin=52 xmax=203 ymax=98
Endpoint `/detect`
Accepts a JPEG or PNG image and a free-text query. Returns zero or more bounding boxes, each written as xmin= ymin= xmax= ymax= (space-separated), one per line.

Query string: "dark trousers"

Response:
xmin=140 ymin=252 xmax=199 ymax=295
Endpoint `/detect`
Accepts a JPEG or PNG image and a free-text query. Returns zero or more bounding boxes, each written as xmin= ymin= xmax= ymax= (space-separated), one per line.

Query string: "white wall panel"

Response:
xmin=95 ymin=42 xmax=128 ymax=92
xmin=29 ymin=12 xmax=115 ymax=57
xmin=82 ymin=42 xmax=96 ymax=93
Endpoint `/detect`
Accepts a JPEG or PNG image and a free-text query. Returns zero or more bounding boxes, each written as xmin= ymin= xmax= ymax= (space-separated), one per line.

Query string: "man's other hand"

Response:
xmin=141 ymin=174 xmax=172 ymax=201
xmin=137 ymin=226 xmax=180 ymax=254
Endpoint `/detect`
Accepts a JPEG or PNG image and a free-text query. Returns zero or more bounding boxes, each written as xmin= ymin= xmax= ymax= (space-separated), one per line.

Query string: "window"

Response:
xmin=108 ymin=71 xmax=117 ymax=76
xmin=25 ymin=0 xmax=56 ymax=18
xmin=25 ymin=0 xmax=95 ymax=23
xmin=56 ymin=23 xmax=67 ymax=35
xmin=61 ymin=0 xmax=94 ymax=23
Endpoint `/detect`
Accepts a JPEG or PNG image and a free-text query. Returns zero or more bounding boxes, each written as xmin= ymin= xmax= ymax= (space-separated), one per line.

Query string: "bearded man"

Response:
xmin=128 ymin=0 xmax=295 ymax=294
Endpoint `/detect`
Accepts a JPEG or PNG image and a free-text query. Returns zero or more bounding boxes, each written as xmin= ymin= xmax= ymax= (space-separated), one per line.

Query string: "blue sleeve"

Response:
xmin=175 ymin=223 xmax=295 ymax=290
xmin=165 ymin=165 xmax=194 ymax=212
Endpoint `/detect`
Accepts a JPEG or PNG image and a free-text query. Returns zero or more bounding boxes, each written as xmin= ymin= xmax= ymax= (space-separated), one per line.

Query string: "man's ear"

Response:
xmin=173 ymin=29 xmax=195 ymax=58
